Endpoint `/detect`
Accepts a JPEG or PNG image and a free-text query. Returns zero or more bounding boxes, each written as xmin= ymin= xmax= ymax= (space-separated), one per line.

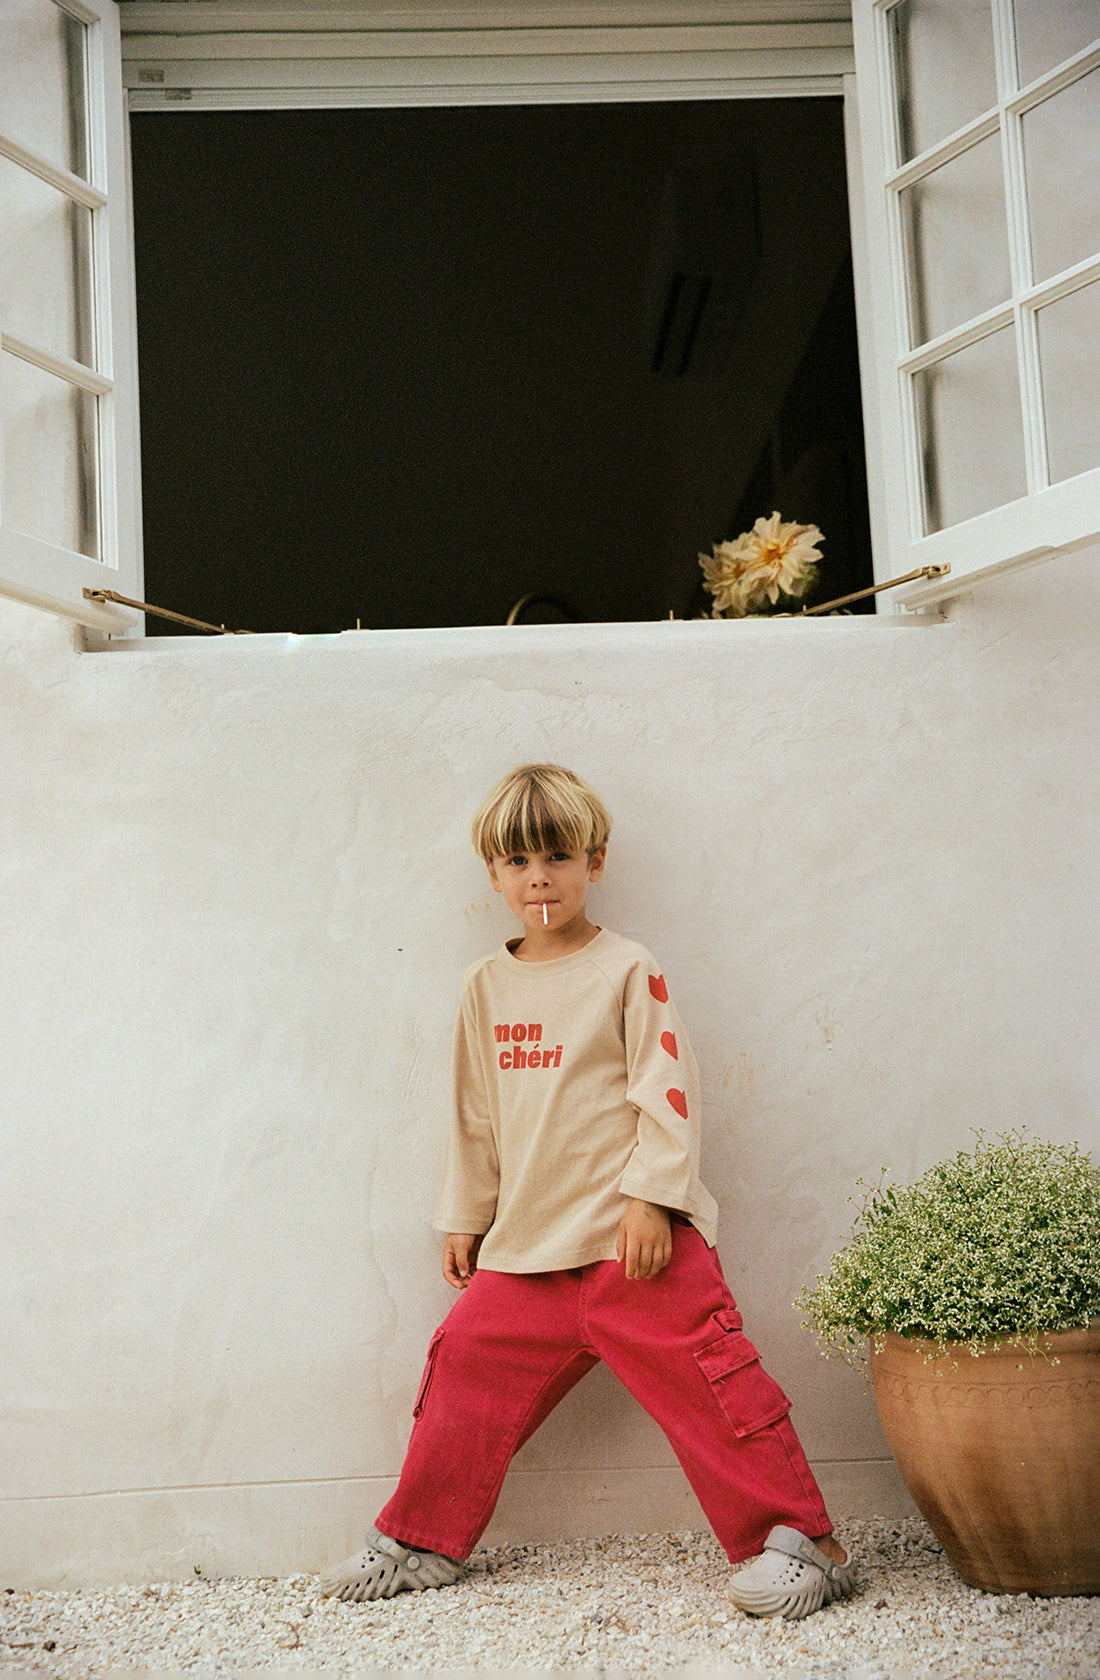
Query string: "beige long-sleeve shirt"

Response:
xmin=434 ymin=928 xmax=719 ymax=1272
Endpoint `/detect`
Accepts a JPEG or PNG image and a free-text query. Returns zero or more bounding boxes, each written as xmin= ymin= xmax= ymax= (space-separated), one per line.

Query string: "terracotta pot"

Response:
xmin=869 ymin=1324 xmax=1100 ymax=1595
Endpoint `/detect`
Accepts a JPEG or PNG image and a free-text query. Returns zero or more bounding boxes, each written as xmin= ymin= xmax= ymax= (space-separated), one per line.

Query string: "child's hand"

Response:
xmin=443 ymin=1233 xmax=483 ymax=1290
xmin=616 ymin=1200 xmax=673 ymax=1280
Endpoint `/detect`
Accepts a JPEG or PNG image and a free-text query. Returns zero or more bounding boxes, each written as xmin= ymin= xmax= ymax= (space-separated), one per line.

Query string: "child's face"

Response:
xmin=487 ymin=845 xmax=606 ymax=935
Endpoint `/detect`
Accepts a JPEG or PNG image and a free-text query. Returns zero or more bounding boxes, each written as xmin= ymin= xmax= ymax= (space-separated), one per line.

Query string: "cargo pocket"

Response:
xmin=694 ymin=1310 xmax=793 ymax=1437
xmin=412 ymin=1327 xmax=445 ymax=1419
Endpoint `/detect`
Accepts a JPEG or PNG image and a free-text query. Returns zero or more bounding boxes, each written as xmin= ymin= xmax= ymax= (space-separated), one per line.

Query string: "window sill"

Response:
xmin=87 ymin=613 xmax=941 ymax=655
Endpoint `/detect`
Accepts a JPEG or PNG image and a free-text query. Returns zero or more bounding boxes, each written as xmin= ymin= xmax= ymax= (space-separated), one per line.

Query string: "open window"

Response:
xmin=0 ymin=0 xmax=140 ymax=634
xmin=119 ymin=6 xmax=873 ymax=637
xmin=850 ymin=0 xmax=1100 ymax=607
xmin=128 ymin=97 xmax=870 ymax=634
xmin=10 ymin=3 xmax=1096 ymax=635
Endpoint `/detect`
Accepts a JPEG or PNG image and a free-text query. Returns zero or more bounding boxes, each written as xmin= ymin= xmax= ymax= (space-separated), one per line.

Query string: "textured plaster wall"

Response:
xmin=2 ymin=552 xmax=1098 ymax=1587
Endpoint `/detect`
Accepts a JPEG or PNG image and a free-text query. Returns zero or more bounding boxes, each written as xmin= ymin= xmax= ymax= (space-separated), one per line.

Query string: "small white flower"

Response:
xmin=796 ymin=1130 xmax=1100 ymax=1367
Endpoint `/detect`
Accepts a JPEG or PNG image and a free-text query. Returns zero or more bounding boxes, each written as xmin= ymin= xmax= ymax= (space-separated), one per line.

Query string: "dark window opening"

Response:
xmin=130 ymin=98 xmax=871 ymax=635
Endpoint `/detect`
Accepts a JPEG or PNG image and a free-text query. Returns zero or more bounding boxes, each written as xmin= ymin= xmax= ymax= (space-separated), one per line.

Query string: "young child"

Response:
xmin=321 ymin=764 xmax=853 ymax=1620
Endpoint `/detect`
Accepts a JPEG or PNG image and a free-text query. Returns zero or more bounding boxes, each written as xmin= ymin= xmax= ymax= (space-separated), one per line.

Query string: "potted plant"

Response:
xmin=797 ymin=1130 xmax=1100 ymax=1596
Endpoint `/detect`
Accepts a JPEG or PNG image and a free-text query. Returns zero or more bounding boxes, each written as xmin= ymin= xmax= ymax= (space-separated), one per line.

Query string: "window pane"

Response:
xmin=891 ymin=0 xmax=998 ymax=162
xmin=2 ymin=351 xmax=99 ymax=557
xmin=1015 ymin=1 xmax=1099 ymax=89
xmin=1023 ymin=64 xmax=1100 ymax=284
xmin=0 ymin=0 xmax=87 ymax=179
xmin=0 ymin=152 xmax=94 ymax=365
xmin=1038 ymin=280 xmax=1100 ymax=485
xmin=900 ymin=132 xmax=1010 ymax=345
xmin=914 ymin=326 xmax=1026 ymax=532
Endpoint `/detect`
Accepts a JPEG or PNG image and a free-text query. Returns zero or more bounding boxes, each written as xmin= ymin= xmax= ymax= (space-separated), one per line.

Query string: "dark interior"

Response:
xmin=130 ymin=98 xmax=871 ymax=634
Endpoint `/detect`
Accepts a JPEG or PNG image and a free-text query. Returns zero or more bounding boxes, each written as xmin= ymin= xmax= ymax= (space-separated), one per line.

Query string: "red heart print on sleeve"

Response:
xmin=649 ymin=974 xmax=669 ymax=1003
xmin=666 ymin=1088 xmax=688 ymax=1120
xmin=660 ymin=1031 xmax=678 ymax=1059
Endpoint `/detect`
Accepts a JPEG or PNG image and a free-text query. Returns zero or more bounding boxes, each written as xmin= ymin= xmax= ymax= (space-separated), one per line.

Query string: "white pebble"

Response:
xmin=2 ymin=1518 xmax=1099 ymax=1676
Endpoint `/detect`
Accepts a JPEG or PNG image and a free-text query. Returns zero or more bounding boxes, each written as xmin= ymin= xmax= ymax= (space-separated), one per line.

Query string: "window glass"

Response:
xmin=1038 ymin=280 xmax=1100 ymax=485
xmin=1022 ymin=64 xmax=1100 ymax=284
xmin=900 ymin=132 xmax=1010 ymax=346
xmin=914 ymin=326 xmax=1026 ymax=531
xmin=891 ymin=0 xmax=997 ymax=162
xmin=0 ymin=152 xmax=94 ymax=364
xmin=1015 ymin=0 xmax=1099 ymax=89
xmin=0 ymin=0 xmax=87 ymax=177
xmin=852 ymin=0 xmax=1100 ymax=588
xmin=2 ymin=351 xmax=99 ymax=556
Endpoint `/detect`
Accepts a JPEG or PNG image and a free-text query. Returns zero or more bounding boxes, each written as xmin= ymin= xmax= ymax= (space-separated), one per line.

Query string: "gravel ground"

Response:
xmin=3 ymin=1517 xmax=1098 ymax=1679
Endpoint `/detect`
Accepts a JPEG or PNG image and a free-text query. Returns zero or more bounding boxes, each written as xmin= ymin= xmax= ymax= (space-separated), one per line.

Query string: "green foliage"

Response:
xmin=797 ymin=1130 xmax=1100 ymax=1364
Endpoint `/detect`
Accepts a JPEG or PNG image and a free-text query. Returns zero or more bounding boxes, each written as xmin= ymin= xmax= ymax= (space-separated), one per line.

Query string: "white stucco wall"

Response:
xmin=2 ymin=552 xmax=1098 ymax=1587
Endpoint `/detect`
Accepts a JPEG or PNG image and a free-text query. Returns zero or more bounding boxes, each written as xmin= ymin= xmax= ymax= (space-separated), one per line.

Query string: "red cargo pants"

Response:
xmin=377 ymin=1223 xmax=831 ymax=1563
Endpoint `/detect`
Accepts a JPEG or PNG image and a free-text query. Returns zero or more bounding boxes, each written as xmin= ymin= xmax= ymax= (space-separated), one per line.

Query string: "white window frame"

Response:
xmin=13 ymin=2 xmax=1095 ymax=636
xmin=849 ymin=0 xmax=1100 ymax=610
xmin=0 ymin=0 xmax=141 ymax=634
xmin=119 ymin=5 xmax=857 ymax=111
xmin=117 ymin=2 xmax=886 ymax=635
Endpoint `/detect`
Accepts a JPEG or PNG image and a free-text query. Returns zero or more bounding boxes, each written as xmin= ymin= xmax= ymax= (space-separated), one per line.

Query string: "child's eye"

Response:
xmin=506 ymin=855 xmax=527 ymax=868
xmin=550 ymin=852 xmax=570 ymax=863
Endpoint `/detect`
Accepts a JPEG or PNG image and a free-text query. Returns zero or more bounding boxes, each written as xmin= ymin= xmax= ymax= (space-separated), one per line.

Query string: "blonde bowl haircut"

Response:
xmin=472 ymin=764 xmax=612 ymax=863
